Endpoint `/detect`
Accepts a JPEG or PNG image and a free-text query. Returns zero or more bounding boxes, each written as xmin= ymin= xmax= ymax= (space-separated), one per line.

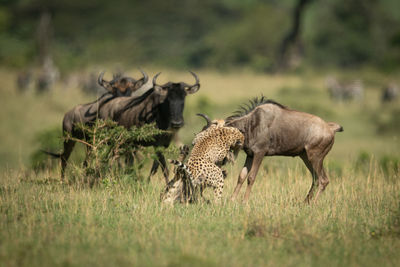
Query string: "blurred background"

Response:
xmin=2 ymin=0 xmax=400 ymax=71
xmin=0 ymin=0 xmax=399 ymax=174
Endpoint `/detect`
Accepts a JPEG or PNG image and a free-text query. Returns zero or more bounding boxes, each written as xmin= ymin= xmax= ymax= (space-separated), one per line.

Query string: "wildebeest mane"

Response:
xmin=115 ymin=88 xmax=155 ymax=119
xmin=226 ymin=95 xmax=286 ymax=122
xmin=84 ymin=92 xmax=117 ymax=118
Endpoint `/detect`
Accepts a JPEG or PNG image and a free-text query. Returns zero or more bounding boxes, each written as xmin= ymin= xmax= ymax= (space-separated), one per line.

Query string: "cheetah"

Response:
xmin=161 ymin=121 xmax=244 ymax=204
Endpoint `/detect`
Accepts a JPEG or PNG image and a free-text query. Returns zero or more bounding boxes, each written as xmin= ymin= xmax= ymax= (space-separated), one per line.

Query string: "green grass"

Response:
xmin=1 ymin=160 xmax=399 ymax=267
xmin=0 ymin=67 xmax=399 ymax=266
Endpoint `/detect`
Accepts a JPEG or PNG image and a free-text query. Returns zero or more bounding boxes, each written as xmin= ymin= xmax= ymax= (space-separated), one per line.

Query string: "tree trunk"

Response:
xmin=276 ymin=0 xmax=312 ymax=71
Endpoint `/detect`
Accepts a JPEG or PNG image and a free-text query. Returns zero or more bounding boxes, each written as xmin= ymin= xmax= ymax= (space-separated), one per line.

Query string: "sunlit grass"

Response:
xmin=0 ymin=67 xmax=399 ymax=266
xmin=1 ymin=158 xmax=399 ymax=267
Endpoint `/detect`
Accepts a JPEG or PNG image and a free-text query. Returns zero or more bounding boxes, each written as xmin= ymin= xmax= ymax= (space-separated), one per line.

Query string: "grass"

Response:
xmin=1 ymin=160 xmax=399 ymax=267
xmin=0 ymin=67 xmax=399 ymax=266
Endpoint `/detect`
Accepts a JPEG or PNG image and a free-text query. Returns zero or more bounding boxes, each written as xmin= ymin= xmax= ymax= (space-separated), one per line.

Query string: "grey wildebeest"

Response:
xmin=44 ymin=69 xmax=149 ymax=178
xmin=95 ymin=71 xmax=200 ymax=183
xmin=326 ymin=77 xmax=363 ymax=101
xmin=224 ymin=96 xmax=343 ymax=203
xmin=47 ymin=71 xmax=200 ymax=183
xmin=381 ymin=83 xmax=399 ymax=103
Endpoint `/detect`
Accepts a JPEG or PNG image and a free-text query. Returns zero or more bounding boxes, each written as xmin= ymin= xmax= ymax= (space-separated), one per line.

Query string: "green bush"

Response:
xmin=69 ymin=120 xmax=179 ymax=184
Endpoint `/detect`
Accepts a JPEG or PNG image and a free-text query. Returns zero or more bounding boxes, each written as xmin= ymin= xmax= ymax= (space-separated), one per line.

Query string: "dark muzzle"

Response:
xmin=170 ymin=120 xmax=184 ymax=129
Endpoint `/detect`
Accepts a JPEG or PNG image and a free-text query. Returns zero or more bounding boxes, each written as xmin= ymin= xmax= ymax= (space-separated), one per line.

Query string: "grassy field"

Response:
xmin=0 ymin=67 xmax=399 ymax=266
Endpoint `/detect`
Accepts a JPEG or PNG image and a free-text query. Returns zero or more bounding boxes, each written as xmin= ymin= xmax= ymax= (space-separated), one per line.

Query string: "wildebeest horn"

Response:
xmin=98 ymin=71 xmax=105 ymax=85
xmin=97 ymin=71 xmax=113 ymax=92
xmin=138 ymin=67 xmax=149 ymax=84
xmin=196 ymin=113 xmax=211 ymax=129
xmin=153 ymin=72 xmax=161 ymax=86
xmin=189 ymin=71 xmax=200 ymax=87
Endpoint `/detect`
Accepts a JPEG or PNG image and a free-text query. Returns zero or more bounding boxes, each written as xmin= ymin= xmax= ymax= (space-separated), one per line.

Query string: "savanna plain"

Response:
xmin=0 ymin=67 xmax=399 ymax=267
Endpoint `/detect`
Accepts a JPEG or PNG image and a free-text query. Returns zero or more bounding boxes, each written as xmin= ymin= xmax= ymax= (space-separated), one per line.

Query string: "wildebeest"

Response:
xmin=96 ymin=71 xmax=200 ymax=183
xmin=16 ymin=70 xmax=33 ymax=93
xmin=326 ymin=77 xmax=363 ymax=101
xmin=36 ymin=57 xmax=60 ymax=93
xmin=44 ymin=69 xmax=149 ymax=178
xmin=46 ymin=71 xmax=200 ymax=182
xmin=381 ymin=83 xmax=399 ymax=103
xmin=224 ymin=96 xmax=343 ymax=203
xmin=97 ymin=71 xmax=148 ymax=96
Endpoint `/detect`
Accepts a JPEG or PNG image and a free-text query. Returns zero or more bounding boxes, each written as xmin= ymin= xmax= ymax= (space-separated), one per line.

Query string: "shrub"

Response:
xmin=68 ymin=120 xmax=179 ymax=184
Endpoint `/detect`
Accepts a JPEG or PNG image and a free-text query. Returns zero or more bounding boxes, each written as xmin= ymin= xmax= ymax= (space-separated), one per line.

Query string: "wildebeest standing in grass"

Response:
xmin=96 ymin=72 xmax=200 ymax=183
xmin=225 ymin=96 xmax=343 ymax=203
xmin=44 ymin=70 xmax=149 ymax=179
xmin=381 ymin=83 xmax=399 ymax=103
xmin=326 ymin=77 xmax=363 ymax=101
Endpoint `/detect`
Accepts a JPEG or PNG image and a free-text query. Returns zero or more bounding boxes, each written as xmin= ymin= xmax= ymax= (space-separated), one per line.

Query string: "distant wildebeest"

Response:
xmin=97 ymin=71 xmax=149 ymax=96
xmin=16 ymin=70 xmax=33 ymax=92
xmin=36 ymin=57 xmax=60 ymax=93
xmin=46 ymin=71 xmax=200 ymax=183
xmin=96 ymin=71 xmax=200 ymax=183
xmin=44 ymin=69 xmax=149 ymax=178
xmin=381 ymin=83 xmax=399 ymax=103
xmin=326 ymin=77 xmax=363 ymax=101
xmin=224 ymin=96 xmax=343 ymax=203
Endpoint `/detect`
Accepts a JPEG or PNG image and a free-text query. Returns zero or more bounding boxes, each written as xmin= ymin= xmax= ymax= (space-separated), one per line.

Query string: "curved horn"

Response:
xmin=189 ymin=71 xmax=200 ymax=87
xmin=97 ymin=71 xmax=113 ymax=92
xmin=196 ymin=113 xmax=211 ymax=129
xmin=98 ymin=71 xmax=105 ymax=86
xmin=138 ymin=67 xmax=149 ymax=84
xmin=152 ymin=72 xmax=161 ymax=86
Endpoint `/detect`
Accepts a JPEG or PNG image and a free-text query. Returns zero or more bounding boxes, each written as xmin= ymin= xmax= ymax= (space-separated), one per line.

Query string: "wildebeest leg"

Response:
xmin=313 ymin=162 xmax=329 ymax=202
xmin=300 ymin=152 xmax=318 ymax=204
xmin=148 ymin=152 xmax=169 ymax=184
xmin=304 ymin=139 xmax=334 ymax=203
xmin=125 ymin=153 xmax=134 ymax=166
xmin=243 ymin=153 xmax=264 ymax=202
xmin=313 ymin=140 xmax=334 ymax=202
xmin=148 ymin=160 xmax=159 ymax=182
xmin=158 ymin=152 xmax=169 ymax=184
xmin=231 ymin=155 xmax=253 ymax=201
xmin=61 ymin=140 xmax=75 ymax=180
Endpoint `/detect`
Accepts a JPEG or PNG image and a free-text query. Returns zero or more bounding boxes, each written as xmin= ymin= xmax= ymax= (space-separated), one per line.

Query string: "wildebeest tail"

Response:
xmin=328 ymin=122 xmax=344 ymax=133
xmin=41 ymin=150 xmax=62 ymax=158
xmin=169 ymin=159 xmax=190 ymax=173
xmin=168 ymin=159 xmax=196 ymax=181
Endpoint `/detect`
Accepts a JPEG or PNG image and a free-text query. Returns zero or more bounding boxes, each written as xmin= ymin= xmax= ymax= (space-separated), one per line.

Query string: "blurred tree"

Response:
xmin=304 ymin=0 xmax=400 ymax=69
xmin=0 ymin=0 xmax=399 ymax=71
xmin=276 ymin=0 xmax=313 ymax=71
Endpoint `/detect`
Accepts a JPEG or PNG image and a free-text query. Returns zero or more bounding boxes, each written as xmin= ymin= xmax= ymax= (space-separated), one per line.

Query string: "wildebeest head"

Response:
xmin=196 ymin=113 xmax=226 ymax=131
xmin=153 ymin=71 xmax=200 ymax=129
xmin=98 ymin=69 xmax=148 ymax=96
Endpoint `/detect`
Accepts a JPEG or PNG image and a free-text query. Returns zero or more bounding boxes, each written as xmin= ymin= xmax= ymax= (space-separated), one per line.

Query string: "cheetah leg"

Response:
xmin=211 ymin=168 xmax=225 ymax=202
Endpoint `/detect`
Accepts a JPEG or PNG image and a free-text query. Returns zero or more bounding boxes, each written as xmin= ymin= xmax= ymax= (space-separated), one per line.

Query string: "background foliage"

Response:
xmin=1 ymin=0 xmax=400 ymax=71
